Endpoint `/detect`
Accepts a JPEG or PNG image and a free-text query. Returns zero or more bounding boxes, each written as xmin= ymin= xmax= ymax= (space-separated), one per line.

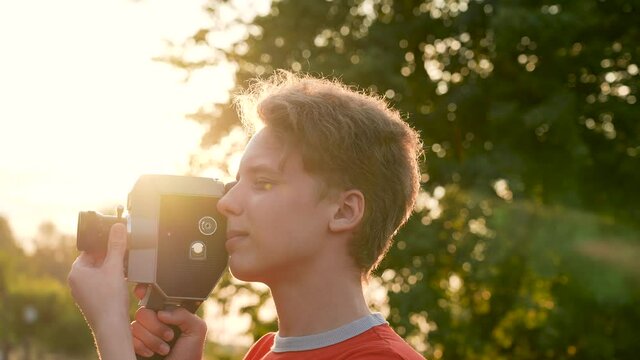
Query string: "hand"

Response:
xmin=68 ymin=223 xmax=135 ymax=360
xmin=68 ymin=223 xmax=130 ymax=329
xmin=131 ymin=285 xmax=207 ymax=360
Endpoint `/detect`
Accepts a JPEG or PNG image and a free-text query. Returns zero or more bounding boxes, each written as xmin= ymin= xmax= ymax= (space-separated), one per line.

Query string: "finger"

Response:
xmin=134 ymin=284 xmax=148 ymax=300
xmin=132 ymin=332 xmax=155 ymax=358
xmin=135 ymin=308 xmax=175 ymax=341
xmin=104 ymin=223 xmax=127 ymax=268
xmin=131 ymin=320 xmax=171 ymax=356
xmin=158 ymin=308 xmax=207 ymax=335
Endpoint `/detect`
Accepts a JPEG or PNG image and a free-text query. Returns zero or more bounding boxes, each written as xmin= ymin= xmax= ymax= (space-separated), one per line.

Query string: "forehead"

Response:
xmin=239 ymin=128 xmax=294 ymax=174
xmin=239 ymin=127 xmax=332 ymax=198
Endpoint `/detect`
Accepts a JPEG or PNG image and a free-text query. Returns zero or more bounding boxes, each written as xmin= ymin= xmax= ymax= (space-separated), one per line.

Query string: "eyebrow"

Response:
xmin=236 ymin=164 xmax=283 ymax=181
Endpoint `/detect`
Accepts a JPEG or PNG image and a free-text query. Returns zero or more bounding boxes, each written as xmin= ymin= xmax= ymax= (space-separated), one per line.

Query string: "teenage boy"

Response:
xmin=68 ymin=72 xmax=426 ymax=359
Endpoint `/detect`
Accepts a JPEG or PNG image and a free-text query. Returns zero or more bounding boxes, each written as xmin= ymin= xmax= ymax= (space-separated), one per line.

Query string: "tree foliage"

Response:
xmin=2 ymin=0 xmax=636 ymax=359
xmin=165 ymin=0 xmax=640 ymax=358
xmin=0 ymin=218 xmax=95 ymax=359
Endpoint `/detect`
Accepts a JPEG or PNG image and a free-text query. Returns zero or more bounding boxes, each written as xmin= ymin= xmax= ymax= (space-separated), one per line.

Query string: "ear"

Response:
xmin=328 ymin=190 xmax=365 ymax=233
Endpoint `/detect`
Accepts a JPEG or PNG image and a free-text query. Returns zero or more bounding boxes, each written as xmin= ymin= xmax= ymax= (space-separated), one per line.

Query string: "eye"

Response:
xmin=254 ymin=179 xmax=274 ymax=191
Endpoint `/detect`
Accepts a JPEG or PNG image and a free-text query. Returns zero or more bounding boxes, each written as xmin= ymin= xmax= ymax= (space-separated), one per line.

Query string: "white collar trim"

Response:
xmin=272 ymin=313 xmax=386 ymax=353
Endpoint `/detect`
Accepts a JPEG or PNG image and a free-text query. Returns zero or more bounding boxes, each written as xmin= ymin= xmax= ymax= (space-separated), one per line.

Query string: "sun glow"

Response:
xmin=0 ymin=0 xmax=235 ymax=246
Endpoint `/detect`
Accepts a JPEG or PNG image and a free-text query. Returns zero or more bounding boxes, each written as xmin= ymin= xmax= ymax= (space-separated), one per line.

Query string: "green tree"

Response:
xmin=28 ymin=222 xmax=80 ymax=283
xmin=0 ymin=217 xmax=20 ymax=359
xmin=6 ymin=273 xmax=95 ymax=357
xmin=162 ymin=0 xmax=640 ymax=358
xmin=0 ymin=217 xmax=95 ymax=359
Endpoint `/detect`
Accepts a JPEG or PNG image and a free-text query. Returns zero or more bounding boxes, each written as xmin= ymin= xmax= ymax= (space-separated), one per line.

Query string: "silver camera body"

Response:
xmin=77 ymin=174 xmax=228 ymax=312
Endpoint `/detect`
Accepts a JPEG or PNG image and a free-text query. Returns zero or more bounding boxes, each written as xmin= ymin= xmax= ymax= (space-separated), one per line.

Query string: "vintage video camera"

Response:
xmin=76 ymin=174 xmax=228 ymax=314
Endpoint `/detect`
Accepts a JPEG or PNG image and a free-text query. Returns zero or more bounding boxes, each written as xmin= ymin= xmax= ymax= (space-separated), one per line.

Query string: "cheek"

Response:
xmin=279 ymin=195 xmax=320 ymax=229
xmin=255 ymin=198 xmax=315 ymax=244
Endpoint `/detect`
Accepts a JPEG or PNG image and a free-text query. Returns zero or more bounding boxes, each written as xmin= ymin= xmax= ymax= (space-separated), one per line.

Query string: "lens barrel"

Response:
xmin=77 ymin=211 xmax=126 ymax=253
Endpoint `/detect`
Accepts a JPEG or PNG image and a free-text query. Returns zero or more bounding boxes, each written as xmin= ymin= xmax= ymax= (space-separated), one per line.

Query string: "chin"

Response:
xmin=228 ymin=257 xmax=266 ymax=283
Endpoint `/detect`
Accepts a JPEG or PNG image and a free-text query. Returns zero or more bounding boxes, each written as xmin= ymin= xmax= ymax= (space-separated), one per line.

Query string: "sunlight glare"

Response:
xmin=0 ymin=0 xmax=234 ymax=244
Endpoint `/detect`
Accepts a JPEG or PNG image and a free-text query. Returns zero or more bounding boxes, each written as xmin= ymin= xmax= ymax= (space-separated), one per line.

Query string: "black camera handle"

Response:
xmin=135 ymin=287 xmax=201 ymax=360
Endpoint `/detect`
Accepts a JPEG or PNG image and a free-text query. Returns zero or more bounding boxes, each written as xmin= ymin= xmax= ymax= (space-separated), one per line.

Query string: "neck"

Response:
xmin=267 ymin=257 xmax=371 ymax=337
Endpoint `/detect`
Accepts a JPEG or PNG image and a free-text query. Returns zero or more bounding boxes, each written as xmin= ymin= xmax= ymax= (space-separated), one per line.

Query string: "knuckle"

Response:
xmin=67 ymin=271 xmax=80 ymax=290
xmin=193 ymin=317 xmax=207 ymax=334
xmin=135 ymin=308 xmax=152 ymax=323
xmin=110 ymin=239 xmax=126 ymax=249
xmin=134 ymin=309 xmax=145 ymax=322
xmin=66 ymin=272 xmax=75 ymax=286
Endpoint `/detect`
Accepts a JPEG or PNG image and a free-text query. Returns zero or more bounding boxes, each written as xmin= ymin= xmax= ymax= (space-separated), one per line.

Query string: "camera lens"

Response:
xmin=76 ymin=211 xmax=126 ymax=253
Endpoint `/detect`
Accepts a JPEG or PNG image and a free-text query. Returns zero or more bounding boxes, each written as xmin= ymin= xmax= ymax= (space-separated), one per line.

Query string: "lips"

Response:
xmin=225 ymin=229 xmax=249 ymax=252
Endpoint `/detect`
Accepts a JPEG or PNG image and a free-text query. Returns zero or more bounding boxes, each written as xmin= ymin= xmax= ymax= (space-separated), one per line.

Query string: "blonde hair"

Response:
xmin=235 ymin=71 xmax=423 ymax=277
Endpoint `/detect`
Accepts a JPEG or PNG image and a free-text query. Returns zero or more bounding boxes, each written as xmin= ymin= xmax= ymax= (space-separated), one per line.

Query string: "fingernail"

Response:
xmin=164 ymin=330 xmax=174 ymax=341
xmin=159 ymin=343 xmax=170 ymax=355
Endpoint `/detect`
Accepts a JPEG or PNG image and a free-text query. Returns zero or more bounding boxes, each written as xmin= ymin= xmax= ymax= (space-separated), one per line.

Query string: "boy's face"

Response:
xmin=217 ymin=127 xmax=335 ymax=283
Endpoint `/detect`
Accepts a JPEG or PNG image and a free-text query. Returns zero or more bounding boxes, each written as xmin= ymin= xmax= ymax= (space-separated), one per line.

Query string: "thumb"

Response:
xmin=105 ymin=223 xmax=127 ymax=268
xmin=158 ymin=308 xmax=206 ymax=335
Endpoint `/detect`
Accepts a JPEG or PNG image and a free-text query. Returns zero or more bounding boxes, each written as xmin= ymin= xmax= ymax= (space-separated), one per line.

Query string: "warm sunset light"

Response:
xmin=1 ymin=1 xmax=638 ymax=359
xmin=0 ymin=0 xmax=235 ymax=247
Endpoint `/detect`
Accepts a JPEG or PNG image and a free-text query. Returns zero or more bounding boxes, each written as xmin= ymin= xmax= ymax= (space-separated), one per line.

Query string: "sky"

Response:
xmin=0 ymin=0 xmax=275 ymax=347
xmin=0 ymin=1 xmax=390 ymax=348
xmin=0 ymin=0 xmax=237 ymax=249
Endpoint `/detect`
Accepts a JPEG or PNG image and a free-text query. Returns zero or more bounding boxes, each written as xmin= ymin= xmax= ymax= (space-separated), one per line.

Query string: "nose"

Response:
xmin=217 ymin=181 xmax=241 ymax=216
xmin=224 ymin=181 xmax=236 ymax=194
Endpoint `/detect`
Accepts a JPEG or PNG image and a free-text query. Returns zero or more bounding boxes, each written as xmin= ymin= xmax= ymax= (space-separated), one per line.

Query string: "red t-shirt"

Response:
xmin=243 ymin=323 xmax=425 ymax=360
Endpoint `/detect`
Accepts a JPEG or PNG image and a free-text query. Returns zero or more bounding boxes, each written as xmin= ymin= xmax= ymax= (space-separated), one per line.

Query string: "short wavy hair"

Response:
xmin=235 ymin=71 xmax=423 ymax=277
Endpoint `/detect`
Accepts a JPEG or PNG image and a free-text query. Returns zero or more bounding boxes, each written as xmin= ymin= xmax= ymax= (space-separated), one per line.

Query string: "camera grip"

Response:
xmin=135 ymin=287 xmax=201 ymax=360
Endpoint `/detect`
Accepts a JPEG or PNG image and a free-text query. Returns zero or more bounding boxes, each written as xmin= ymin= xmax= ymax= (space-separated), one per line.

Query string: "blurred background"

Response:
xmin=1 ymin=0 xmax=639 ymax=359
